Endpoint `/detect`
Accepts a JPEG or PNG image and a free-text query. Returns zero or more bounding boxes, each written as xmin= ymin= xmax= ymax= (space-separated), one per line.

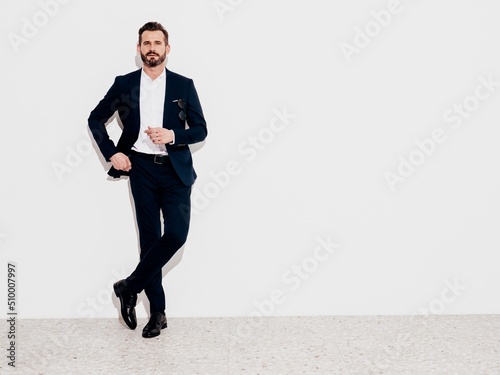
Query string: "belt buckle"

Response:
xmin=154 ymin=154 xmax=163 ymax=164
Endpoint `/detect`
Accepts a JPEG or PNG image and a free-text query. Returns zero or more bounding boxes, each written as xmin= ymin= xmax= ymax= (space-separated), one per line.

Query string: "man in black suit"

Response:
xmin=88 ymin=22 xmax=207 ymax=338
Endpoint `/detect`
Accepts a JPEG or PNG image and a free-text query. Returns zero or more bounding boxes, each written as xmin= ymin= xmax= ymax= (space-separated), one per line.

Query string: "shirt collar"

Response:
xmin=141 ymin=68 xmax=166 ymax=83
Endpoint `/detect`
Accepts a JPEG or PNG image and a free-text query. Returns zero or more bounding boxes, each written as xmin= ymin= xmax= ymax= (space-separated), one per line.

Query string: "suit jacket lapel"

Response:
xmin=130 ymin=69 xmax=142 ymax=133
xmin=163 ymin=68 xmax=173 ymax=128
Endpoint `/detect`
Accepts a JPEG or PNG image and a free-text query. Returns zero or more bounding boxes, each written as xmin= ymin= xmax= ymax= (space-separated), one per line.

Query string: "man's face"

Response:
xmin=138 ymin=30 xmax=170 ymax=67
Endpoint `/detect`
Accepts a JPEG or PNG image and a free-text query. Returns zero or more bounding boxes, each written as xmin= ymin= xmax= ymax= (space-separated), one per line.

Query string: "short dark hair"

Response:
xmin=138 ymin=22 xmax=169 ymax=45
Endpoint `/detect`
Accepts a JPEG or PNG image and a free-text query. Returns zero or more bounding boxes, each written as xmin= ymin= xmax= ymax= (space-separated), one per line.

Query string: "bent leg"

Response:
xmin=126 ymin=159 xmax=191 ymax=296
xmin=129 ymin=157 xmax=166 ymax=313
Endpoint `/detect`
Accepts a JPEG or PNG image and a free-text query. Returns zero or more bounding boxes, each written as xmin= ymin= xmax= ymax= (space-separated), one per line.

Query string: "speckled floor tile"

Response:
xmin=0 ymin=315 xmax=498 ymax=374
xmin=228 ymin=316 xmax=350 ymax=374
xmin=420 ymin=315 xmax=500 ymax=375
xmin=330 ymin=315 xmax=500 ymax=375
xmin=1 ymin=318 xmax=229 ymax=375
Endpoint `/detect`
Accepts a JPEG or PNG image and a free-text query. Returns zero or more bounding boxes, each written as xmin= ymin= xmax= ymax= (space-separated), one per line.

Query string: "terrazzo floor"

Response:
xmin=0 ymin=315 xmax=498 ymax=374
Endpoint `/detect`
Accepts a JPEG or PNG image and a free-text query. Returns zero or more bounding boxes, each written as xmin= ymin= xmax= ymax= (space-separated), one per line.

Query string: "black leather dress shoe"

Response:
xmin=113 ymin=280 xmax=137 ymax=330
xmin=142 ymin=312 xmax=167 ymax=338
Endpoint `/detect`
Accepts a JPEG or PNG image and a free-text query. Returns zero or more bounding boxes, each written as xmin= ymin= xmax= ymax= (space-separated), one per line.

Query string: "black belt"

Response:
xmin=130 ymin=150 xmax=170 ymax=165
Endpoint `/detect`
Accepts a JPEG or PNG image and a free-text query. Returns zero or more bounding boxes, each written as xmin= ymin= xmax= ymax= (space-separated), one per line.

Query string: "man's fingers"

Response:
xmin=124 ymin=157 xmax=131 ymax=170
xmin=112 ymin=153 xmax=132 ymax=171
xmin=121 ymin=163 xmax=131 ymax=172
xmin=144 ymin=128 xmax=170 ymax=144
xmin=145 ymin=126 xmax=159 ymax=134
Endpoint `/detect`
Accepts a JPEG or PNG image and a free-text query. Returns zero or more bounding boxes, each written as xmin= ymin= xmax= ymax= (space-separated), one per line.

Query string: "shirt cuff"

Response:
xmin=169 ymin=130 xmax=175 ymax=145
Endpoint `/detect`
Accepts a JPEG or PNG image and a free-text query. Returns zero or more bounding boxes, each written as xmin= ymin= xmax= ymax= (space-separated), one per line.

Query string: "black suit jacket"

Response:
xmin=88 ymin=68 xmax=207 ymax=186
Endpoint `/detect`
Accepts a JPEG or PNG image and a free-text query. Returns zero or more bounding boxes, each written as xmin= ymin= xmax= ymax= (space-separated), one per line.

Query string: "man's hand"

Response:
xmin=145 ymin=126 xmax=174 ymax=145
xmin=110 ymin=152 xmax=132 ymax=172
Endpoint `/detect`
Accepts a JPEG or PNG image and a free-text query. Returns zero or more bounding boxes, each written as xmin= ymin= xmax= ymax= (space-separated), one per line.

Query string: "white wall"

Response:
xmin=1 ymin=0 xmax=499 ymax=319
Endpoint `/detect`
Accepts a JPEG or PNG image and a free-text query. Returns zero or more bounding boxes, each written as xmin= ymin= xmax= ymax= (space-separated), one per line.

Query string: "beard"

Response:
xmin=140 ymin=51 xmax=167 ymax=67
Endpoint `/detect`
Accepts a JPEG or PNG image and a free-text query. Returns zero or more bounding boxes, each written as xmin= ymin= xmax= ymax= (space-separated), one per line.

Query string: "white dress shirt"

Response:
xmin=132 ymin=69 xmax=167 ymax=155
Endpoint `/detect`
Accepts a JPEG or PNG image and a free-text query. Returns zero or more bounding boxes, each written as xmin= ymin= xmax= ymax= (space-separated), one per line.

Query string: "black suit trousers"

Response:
xmin=126 ymin=153 xmax=191 ymax=314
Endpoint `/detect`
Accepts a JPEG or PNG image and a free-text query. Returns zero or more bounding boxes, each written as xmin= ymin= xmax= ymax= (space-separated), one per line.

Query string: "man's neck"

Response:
xmin=143 ymin=63 xmax=165 ymax=80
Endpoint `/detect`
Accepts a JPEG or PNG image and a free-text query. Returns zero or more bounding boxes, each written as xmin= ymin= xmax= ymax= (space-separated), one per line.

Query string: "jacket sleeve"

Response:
xmin=172 ymin=79 xmax=208 ymax=146
xmin=88 ymin=78 xmax=121 ymax=161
